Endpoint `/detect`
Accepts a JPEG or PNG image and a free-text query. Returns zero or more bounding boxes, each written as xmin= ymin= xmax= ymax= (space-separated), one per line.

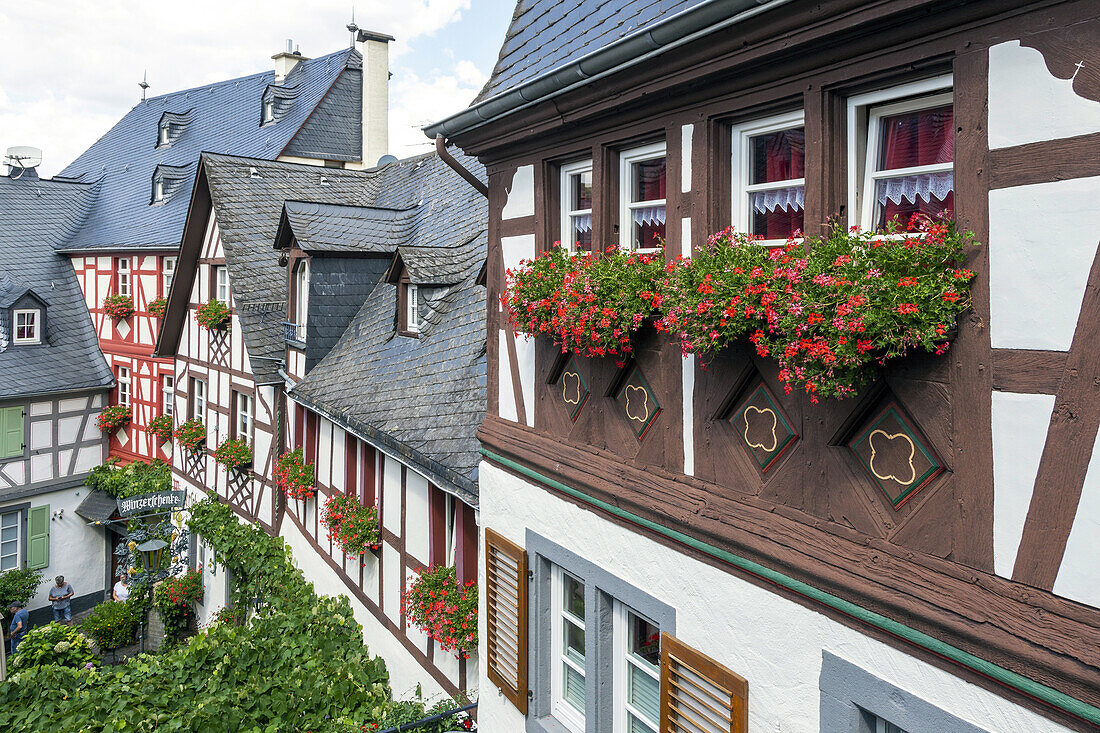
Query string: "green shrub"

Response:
xmin=84 ymin=458 xmax=171 ymax=499
xmin=81 ymin=601 xmax=135 ymax=652
xmin=10 ymin=623 xmax=98 ymax=671
xmin=0 ymin=567 xmax=42 ymax=626
xmin=152 ymin=570 xmax=203 ymax=642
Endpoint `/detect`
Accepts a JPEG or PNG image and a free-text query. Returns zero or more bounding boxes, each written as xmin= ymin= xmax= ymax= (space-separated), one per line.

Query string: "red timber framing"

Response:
xmin=284 ymin=400 xmax=479 ymax=697
xmin=71 ymin=252 xmax=176 ymax=463
xmin=457 ymin=0 xmax=1100 ymax=729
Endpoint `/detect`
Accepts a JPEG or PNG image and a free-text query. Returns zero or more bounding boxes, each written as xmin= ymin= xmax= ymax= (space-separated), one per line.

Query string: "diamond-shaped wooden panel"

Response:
xmin=616 ymin=366 xmax=661 ymax=440
xmin=557 ymin=356 xmax=590 ymax=423
xmin=729 ymin=382 xmax=797 ymax=472
xmin=848 ymin=402 xmax=943 ymax=509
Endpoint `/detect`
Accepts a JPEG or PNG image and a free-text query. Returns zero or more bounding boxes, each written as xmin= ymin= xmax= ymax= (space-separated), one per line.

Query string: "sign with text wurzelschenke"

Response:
xmin=117 ymin=490 xmax=186 ymax=516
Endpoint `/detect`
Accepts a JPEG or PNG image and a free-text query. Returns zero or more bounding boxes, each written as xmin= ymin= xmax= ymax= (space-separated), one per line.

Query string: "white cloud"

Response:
xmin=0 ymin=0 xmax=478 ymax=176
xmin=388 ymin=66 xmax=487 ymax=157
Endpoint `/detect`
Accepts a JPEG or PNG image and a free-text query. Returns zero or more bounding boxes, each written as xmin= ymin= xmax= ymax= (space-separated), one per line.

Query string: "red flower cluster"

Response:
xmin=147 ymin=296 xmax=168 ymax=319
xmin=194 ymin=300 xmax=231 ymax=330
xmin=174 ymin=419 xmax=206 ymax=452
xmin=275 ymin=448 xmax=316 ymax=501
xmin=154 ymin=570 xmax=204 ymax=609
xmin=321 ymin=494 xmax=380 ymax=555
xmin=96 ymin=405 xmax=132 ymax=433
xmin=145 ymin=414 xmax=174 ymax=442
xmin=214 ymin=437 xmax=252 ymax=470
xmin=401 ymin=565 xmax=477 ymax=659
xmin=103 ymin=294 xmax=135 ymax=320
xmin=504 ymin=245 xmax=665 ymax=358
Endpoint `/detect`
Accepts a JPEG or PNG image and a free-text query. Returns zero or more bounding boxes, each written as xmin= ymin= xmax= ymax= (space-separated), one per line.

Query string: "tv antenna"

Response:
xmin=139 ymin=70 xmax=150 ymax=102
xmin=346 ymin=8 xmax=359 ymax=48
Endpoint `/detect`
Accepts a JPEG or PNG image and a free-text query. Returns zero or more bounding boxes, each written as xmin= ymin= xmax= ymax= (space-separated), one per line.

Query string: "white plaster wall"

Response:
xmin=1053 ymin=432 xmax=1100 ymax=608
xmin=501 ymin=165 xmax=534 ymax=220
xmin=988 ymin=41 xmax=1100 ymax=149
xmin=383 ymin=455 xmax=402 ymax=534
xmin=988 ymin=177 xmax=1100 ymax=351
xmin=991 ymin=391 xmax=1055 ymax=578
xmin=681 ymin=124 xmax=693 ymax=193
xmin=1 ymin=485 xmax=107 ymax=613
xmin=405 ymin=471 xmax=430 ymax=565
xmin=477 ymin=461 xmax=1075 ymax=733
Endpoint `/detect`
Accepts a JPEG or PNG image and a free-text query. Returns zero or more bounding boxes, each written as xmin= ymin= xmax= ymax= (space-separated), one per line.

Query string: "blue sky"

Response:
xmin=0 ymin=1 xmax=515 ymax=176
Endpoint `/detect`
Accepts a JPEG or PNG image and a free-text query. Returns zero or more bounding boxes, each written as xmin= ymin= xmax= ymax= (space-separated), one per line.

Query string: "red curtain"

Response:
xmin=880 ymin=104 xmax=954 ymax=227
xmin=752 ymin=128 xmax=805 ymax=239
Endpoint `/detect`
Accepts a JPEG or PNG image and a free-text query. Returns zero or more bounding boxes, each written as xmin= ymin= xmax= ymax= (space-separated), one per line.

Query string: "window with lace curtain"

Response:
xmin=619 ymin=142 xmax=666 ymax=252
xmin=848 ymin=76 xmax=954 ymax=231
xmin=732 ymin=111 xmax=806 ymax=244
xmin=561 ymin=159 xmax=593 ymax=252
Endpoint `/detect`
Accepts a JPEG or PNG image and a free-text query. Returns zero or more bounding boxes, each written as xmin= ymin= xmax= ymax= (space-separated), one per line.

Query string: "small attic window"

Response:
xmin=13 ymin=309 xmax=40 ymax=345
xmin=153 ymin=178 xmax=165 ymax=202
xmin=262 ymin=98 xmax=275 ymax=124
xmin=399 ymin=276 xmax=419 ymax=337
xmin=158 ymin=120 xmax=170 ymax=147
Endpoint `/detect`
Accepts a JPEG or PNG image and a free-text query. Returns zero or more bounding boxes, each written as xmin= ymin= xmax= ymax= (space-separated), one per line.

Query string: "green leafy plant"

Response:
xmin=371 ymin=695 xmax=474 ymax=732
xmin=147 ymin=296 xmax=168 ymax=318
xmin=10 ymin=623 xmax=98 ymax=671
xmin=275 ymin=448 xmax=316 ymax=500
xmin=194 ymin=299 xmax=231 ymax=330
xmin=0 ymin=568 xmax=42 ymax=627
xmin=402 ymin=565 xmax=477 ymax=658
xmin=95 ymin=405 xmax=132 ymax=433
xmin=174 ymin=419 xmax=206 ymax=452
xmin=209 ymin=604 xmax=246 ymax=628
xmin=145 ymin=414 xmax=174 ymax=442
xmin=505 ymin=244 xmax=665 ymax=358
xmin=213 ymin=437 xmax=252 ymax=470
xmin=102 ymin=294 xmax=134 ymax=320
xmin=153 ymin=570 xmax=204 ymax=643
xmin=84 ymin=458 xmax=171 ymax=499
xmin=80 ymin=601 xmax=135 ymax=652
xmin=321 ymin=494 xmax=381 ymax=555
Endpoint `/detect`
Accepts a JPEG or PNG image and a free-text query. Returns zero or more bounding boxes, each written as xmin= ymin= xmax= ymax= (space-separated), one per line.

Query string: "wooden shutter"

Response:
xmin=27 ymin=505 xmax=50 ymax=570
xmin=484 ymin=528 xmax=528 ymax=714
xmin=660 ymin=632 xmax=747 ymax=733
xmin=1 ymin=406 xmax=24 ymax=459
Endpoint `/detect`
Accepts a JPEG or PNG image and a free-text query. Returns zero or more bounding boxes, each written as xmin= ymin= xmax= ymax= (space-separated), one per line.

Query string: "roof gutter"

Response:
xmin=423 ymin=0 xmax=793 ymax=140
xmin=435 ymin=135 xmax=488 ymax=198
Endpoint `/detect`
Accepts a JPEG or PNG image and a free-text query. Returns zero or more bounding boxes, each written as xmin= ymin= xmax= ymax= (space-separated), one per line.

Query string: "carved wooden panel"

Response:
xmin=557 ymin=355 xmax=590 ymax=423
xmin=728 ymin=382 xmax=797 ymax=473
xmin=848 ymin=401 xmax=944 ymax=510
xmin=616 ymin=365 xmax=662 ymax=440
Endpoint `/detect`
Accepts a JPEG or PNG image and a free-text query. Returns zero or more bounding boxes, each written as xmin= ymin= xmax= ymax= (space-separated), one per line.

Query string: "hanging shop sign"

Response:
xmin=117 ymin=490 xmax=187 ymax=517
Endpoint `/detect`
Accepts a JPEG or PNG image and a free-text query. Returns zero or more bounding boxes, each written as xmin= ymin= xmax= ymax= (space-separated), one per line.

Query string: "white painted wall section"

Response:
xmin=988 ymin=177 xmax=1100 ymax=350
xmin=988 ymin=41 xmax=1100 ymax=149
xmin=501 ymin=165 xmax=534 ymax=220
xmin=681 ymin=124 xmax=693 ymax=193
xmin=496 ymin=330 xmax=519 ymax=423
xmin=682 ymin=355 xmax=695 ymax=477
xmin=1053 ymin=435 xmax=1100 ymax=608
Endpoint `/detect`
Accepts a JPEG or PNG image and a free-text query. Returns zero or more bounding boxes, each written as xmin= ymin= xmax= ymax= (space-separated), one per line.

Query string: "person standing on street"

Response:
xmin=112 ymin=573 xmax=130 ymax=602
xmin=7 ymin=602 xmax=28 ymax=655
xmin=49 ymin=576 xmax=74 ymax=624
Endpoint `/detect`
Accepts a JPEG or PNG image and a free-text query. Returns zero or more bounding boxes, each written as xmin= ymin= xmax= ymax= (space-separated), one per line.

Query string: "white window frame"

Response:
xmin=551 ymin=565 xmax=587 ymax=733
xmin=162 ymin=374 xmax=174 ymax=417
xmin=153 ymin=177 xmax=164 ymax=203
xmin=162 ymin=256 xmax=176 ymax=296
xmin=262 ymin=98 xmax=275 ymax=124
xmin=294 ymin=261 xmax=309 ymax=342
xmin=215 ymin=266 xmax=230 ymax=304
xmin=560 ymin=159 xmax=593 ymax=252
xmin=192 ymin=379 xmax=206 ymax=421
xmin=0 ymin=510 xmax=21 ymax=572
xmin=614 ymin=602 xmax=661 ymax=733
xmin=117 ymin=366 xmax=131 ymax=407
xmin=731 ymin=110 xmax=806 ymax=246
xmin=158 ymin=122 xmax=169 ymax=147
xmin=445 ymin=494 xmax=458 ymax=567
xmin=117 ymin=258 xmax=131 ymax=297
xmin=235 ymin=391 xmax=253 ymax=441
xmin=13 ymin=309 xmax=40 ymax=345
xmin=847 ymin=75 xmax=953 ymax=231
xmin=618 ymin=141 xmax=667 ymax=253
xmin=406 ymin=284 xmax=420 ymax=335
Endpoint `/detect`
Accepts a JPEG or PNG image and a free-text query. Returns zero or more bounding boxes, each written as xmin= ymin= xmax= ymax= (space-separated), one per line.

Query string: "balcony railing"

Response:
xmin=282 ymin=320 xmax=306 ymax=345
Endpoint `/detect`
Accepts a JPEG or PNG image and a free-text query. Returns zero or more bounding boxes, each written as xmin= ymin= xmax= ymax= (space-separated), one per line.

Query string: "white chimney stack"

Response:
xmin=273 ymin=38 xmax=308 ymax=82
xmin=356 ymin=30 xmax=392 ymax=167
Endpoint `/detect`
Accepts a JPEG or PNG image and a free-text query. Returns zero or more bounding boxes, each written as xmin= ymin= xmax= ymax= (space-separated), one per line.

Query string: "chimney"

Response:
xmin=356 ymin=30 xmax=393 ymax=167
xmin=273 ymin=39 xmax=308 ymax=82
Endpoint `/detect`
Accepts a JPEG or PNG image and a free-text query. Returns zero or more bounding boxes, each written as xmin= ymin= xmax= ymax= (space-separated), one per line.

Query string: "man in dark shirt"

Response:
xmin=48 ymin=576 xmax=74 ymax=624
xmin=7 ymin=601 xmax=28 ymax=655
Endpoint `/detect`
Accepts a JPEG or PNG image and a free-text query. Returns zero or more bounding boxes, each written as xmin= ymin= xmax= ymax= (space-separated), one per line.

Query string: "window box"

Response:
xmin=321 ymin=494 xmax=381 ymax=556
xmin=96 ymin=405 xmax=132 ymax=434
xmin=103 ymin=295 xmax=135 ymax=320
xmin=194 ymin=300 xmax=231 ymax=330
xmin=213 ymin=437 xmax=252 ymax=471
xmin=403 ymin=564 xmax=478 ymax=659
xmin=148 ymin=297 xmax=168 ymax=319
xmin=275 ymin=448 xmax=316 ymax=501
xmin=174 ymin=419 xmax=206 ymax=453
xmin=146 ymin=414 xmax=174 ymax=443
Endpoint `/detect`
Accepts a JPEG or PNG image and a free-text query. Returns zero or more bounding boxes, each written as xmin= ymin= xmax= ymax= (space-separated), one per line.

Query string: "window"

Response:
xmin=162 ymin=375 xmax=174 ymax=417
xmin=158 ymin=121 xmax=169 ymax=147
xmin=484 ymin=529 xmax=528 ymax=714
xmin=732 ymin=111 xmax=805 ymax=244
xmin=117 ymin=366 xmax=131 ymax=407
xmin=293 ymin=261 xmax=309 ymax=342
xmin=560 ymin=160 xmax=593 ymax=251
xmin=215 ymin=266 xmax=230 ymax=304
xmin=262 ymin=98 xmax=275 ymax=124
xmin=551 ymin=567 xmax=587 ymax=732
xmin=848 ymin=76 xmax=953 ymax=231
xmin=13 ymin=310 xmax=40 ymax=344
xmin=619 ymin=142 xmax=666 ymax=251
xmin=876 ymin=718 xmax=907 ymax=733
xmin=616 ymin=604 xmax=661 ymax=733
xmin=0 ymin=406 xmax=24 ymax=459
xmin=117 ymin=258 xmax=131 ymax=297
xmin=405 ymin=283 xmax=420 ymax=335
xmin=0 ymin=511 xmax=20 ymax=571
xmin=445 ymin=494 xmax=457 ymax=567
xmin=234 ymin=391 xmax=253 ymax=440
xmin=190 ymin=378 xmax=206 ymax=421
xmin=162 ymin=256 xmax=176 ymax=296
xmin=153 ymin=177 xmax=165 ymax=203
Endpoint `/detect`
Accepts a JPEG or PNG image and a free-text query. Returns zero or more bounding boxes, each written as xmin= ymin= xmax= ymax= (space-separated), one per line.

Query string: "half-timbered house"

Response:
xmin=54 ymin=33 xmax=392 ymax=464
xmin=428 ymin=1 xmax=1100 ymax=731
xmin=0 ymin=163 xmax=114 ymax=620
xmin=156 ymin=150 xmax=487 ymax=699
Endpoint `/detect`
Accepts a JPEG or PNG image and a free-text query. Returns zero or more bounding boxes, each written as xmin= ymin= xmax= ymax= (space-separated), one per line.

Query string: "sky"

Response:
xmin=0 ymin=1 xmax=515 ymax=177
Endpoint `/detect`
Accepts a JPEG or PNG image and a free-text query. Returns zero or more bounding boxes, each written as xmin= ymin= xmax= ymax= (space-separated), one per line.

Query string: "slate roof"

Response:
xmin=277 ymin=201 xmax=417 ymax=254
xmin=0 ymin=175 xmax=114 ymax=399
xmin=74 ymin=489 xmax=119 ymax=523
xmin=474 ymin=0 xmax=708 ymax=103
xmin=393 ymin=234 xmax=485 ymax=286
xmin=56 ymin=48 xmax=363 ymax=252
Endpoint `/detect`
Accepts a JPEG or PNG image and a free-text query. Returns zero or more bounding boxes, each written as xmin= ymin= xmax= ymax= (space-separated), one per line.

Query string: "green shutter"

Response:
xmin=1 ymin=406 xmax=24 ymax=459
xmin=27 ymin=505 xmax=49 ymax=570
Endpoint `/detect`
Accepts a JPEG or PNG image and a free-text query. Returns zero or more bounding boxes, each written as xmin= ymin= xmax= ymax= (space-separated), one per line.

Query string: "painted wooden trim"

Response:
xmin=988 ymin=132 xmax=1100 ymax=190
xmin=991 ymin=349 xmax=1067 ymax=395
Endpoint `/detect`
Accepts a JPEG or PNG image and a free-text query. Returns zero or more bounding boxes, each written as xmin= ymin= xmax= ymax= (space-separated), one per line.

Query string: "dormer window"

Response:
xmin=13 ymin=309 xmax=40 ymax=345
xmin=262 ymin=98 xmax=275 ymax=125
xmin=291 ymin=261 xmax=309 ymax=342
xmin=405 ymin=284 xmax=420 ymax=335
xmin=158 ymin=121 xmax=170 ymax=147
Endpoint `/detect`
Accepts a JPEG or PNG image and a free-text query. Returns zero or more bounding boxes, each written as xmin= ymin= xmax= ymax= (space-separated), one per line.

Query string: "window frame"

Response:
xmin=405 ymin=283 xmax=420 ymax=335
xmin=158 ymin=122 xmax=170 ymax=147
xmin=12 ymin=309 xmax=40 ymax=345
xmin=846 ymin=75 xmax=953 ymax=231
xmin=190 ymin=378 xmax=206 ymax=422
xmin=233 ymin=391 xmax=254 ymax=441
xmin=0 ymin=508 xmax=24 ymax=572
xmin=560 ymin=159 xmax=594 ymax=252
xmin=262 ymin=98 xmax=275 ymax=124
xmin=117 ymin=257 xmax=131 ymax=297
xmin=293 ymin=260 xmax=309 ymax=342
xmin=162 ymin=256 xmax=176 ymax=297
xmin=162 ymin=374 xmax=174 ymax=417
xmin=618 ymin=141 xmax=668 ymax=253
xmin=153 ymin=177 xmax=165 ymax=203
xmin=614 ymin=602 xmax=661 ymax=733
xmin=730 ymin=110 xmax=806 ymax=246
xmin=550 ymin=565 xmax=587 ymax=733
xmin=117 ymin=366 xmax=131 ymax=407
xmin=445 ymin=493 xmax=458 ymax=567
xmin=215 ymin=265 xmax=230 ymax=304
